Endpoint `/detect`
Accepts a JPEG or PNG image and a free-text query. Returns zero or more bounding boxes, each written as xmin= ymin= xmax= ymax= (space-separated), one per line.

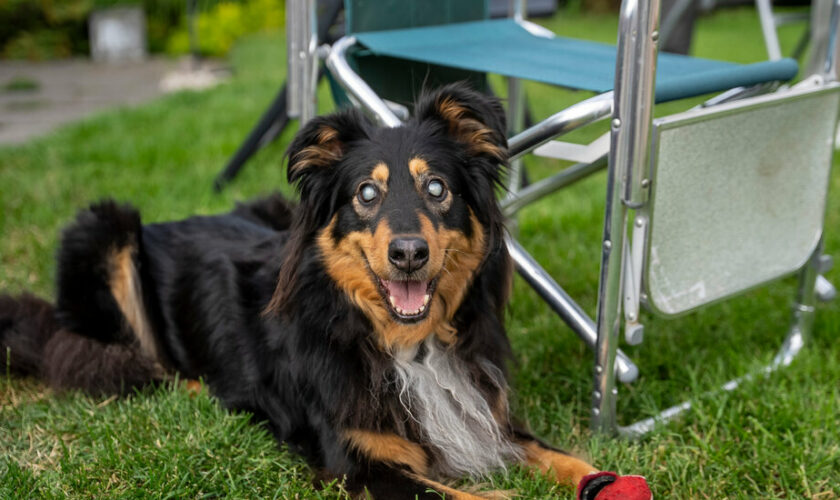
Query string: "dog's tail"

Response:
xmin=2 ymin=201 xmax=166 ymax=394
xmin=0 ymin=293 xmax=60 ymax=377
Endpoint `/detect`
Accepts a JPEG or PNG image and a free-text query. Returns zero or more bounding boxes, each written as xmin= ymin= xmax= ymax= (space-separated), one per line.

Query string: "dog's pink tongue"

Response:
xmin=384 ymin=280 xmax=427 ymax=311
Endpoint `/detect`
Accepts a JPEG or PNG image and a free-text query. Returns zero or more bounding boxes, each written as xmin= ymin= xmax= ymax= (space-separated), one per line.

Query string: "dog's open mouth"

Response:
xmin=378 ymin=278 xmax=436 ymax=322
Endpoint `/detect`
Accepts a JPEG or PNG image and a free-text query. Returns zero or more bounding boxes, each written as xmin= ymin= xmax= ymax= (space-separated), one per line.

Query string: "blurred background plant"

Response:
xmin=165 ymin=0 xmax=284 ymax=56
xmin=0 ymin=0 xmax=285 ymax=60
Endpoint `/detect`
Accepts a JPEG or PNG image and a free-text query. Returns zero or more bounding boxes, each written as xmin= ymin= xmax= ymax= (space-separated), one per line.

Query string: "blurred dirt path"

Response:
xmin=0 ymin=58 xmax=178 ymax=145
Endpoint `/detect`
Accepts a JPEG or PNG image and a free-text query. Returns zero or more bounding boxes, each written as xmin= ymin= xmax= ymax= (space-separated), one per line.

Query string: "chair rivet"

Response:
xmin=593 ymin=408 xmax=600 ymax=416
xmin=641 ymin=178 xmax=650 ymax=188
xmin=612 ymin=388 xmax=618 ymax=395
xmin=635 ymin=217 xmax=644 ymax=227
xmin=604 ymin=240 xmax=612 ymax=250
xmin=652 ymin=30 xmax=659 ymax=42
xmin=627 ymin=312 xmax=636 ymax=321
xmin=593 ymin=391 xmax=601 ymax=400
xmin=611 ymin=118 xmax=621 ymax=128
xmin=595 ymin=365 xmax=603 ymax=374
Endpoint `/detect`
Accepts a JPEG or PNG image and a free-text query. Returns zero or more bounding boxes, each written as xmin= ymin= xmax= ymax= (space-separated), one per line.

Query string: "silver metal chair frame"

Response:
xmin=756 ymin=0 xmax=785 ymax=61
xmin=507 ymin=0 xmax=528 ymax=195
xmin=317 ymin=0 xmax=840 ymax=435
xmin=286 ymin=0 xmax=319 ymax=124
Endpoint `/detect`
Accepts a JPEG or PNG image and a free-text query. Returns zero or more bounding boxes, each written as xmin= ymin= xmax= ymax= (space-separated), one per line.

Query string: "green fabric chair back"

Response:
xmin=336 ymin=0 xmax=489 ymax=108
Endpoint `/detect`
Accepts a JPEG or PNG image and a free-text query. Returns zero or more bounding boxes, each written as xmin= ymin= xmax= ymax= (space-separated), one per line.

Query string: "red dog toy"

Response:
xmin=578 ymin=471 xmax=652 ymax=499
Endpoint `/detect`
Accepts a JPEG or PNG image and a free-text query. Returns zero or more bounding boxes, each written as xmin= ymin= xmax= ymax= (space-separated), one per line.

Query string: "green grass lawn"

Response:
xmin=2 ymin=8 xmax=839 ymax=499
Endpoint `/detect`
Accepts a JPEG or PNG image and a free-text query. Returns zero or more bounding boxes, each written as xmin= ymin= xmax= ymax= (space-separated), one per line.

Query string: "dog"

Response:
xmin=0 ymin=84 xmax=650 ymax=499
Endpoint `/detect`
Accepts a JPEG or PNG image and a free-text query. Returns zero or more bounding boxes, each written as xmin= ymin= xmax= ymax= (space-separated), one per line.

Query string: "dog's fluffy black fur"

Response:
xmin=1 ymin=84 xmax=603 ymax=499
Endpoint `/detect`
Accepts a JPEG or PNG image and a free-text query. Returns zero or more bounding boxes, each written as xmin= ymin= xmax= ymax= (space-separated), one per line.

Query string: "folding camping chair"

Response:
xmin=292 ymin=0 xmax=840 ymax=434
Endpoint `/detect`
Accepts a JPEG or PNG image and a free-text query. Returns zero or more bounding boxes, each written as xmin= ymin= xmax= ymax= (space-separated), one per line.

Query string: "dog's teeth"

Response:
xmin=423 ymin=294 xmax=430 ymax=305
xmin=391 ymin=299 xmax=429 ymax=316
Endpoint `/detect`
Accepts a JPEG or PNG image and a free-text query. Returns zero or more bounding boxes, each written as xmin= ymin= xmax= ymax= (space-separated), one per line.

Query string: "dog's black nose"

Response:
xmin=388 ymin=237 xmax=429 ymax=273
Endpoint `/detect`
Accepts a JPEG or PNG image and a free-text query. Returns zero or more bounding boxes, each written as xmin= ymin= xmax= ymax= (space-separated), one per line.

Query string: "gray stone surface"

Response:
xmin=0 ymin=58 xmax=178 ymax=145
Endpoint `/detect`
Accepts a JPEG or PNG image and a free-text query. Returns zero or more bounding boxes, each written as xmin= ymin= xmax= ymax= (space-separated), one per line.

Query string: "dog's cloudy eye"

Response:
xmin=358 ymin=183 xmax=378 ymax=204
xmin=427 ymin=179 xmax=445 ymax=198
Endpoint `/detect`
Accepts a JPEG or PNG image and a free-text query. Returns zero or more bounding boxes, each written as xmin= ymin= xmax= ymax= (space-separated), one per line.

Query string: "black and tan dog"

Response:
xmin=0 ymin=84 xmax=650 ymax=499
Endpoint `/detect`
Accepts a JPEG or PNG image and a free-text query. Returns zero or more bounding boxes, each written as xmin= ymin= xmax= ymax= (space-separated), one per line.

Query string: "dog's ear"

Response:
xmin=284 ymin=108 xmax=373 ymax=236
xmin=414 ymin=83 xmax=508 ymax=163
xmin=286 ymin=109 xmax=372 ymax=186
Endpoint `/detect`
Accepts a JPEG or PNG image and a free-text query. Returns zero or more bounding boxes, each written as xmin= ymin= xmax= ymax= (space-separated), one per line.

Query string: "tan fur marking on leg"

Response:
xmin=109 ymin=246 xmax=158 ymax=362
xmin=521 ymin=441 xmax=597 ymax=487
xmin=344 ymin=430 xmax=429 ymax=475
xmin=182 ymin=379 xmax=203 ymax=396
xmin=406 ymin=473 xmax=504 ymax=500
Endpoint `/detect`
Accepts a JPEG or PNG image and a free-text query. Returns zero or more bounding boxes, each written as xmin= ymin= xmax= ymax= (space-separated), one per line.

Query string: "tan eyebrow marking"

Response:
xmin=371 ymin=163 xmax=390 ymax=184
xmin=409 ymin=157 xmax=429 ymax=178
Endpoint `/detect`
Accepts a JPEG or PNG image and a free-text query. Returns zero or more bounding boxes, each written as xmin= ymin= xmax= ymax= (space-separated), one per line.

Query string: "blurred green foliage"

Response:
xmin=0 ymin=0 xmax=88 ymax=59
xmin=0 ymin=0 xmax=284 ymax=60
xmin=166 ymin=0 xmax=284 ymax=57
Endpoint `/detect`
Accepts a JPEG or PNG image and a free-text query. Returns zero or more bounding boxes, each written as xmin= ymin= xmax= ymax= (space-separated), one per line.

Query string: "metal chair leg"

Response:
xmin=816 ymin=275 xmax=837 ymax=302
xmin=213 ymin=84 xmax=291 ymax=191
xmin=816 ymin=254 xmax=836 ymax=302
xmin=617 ymin=240 xmax=823 ymax=437
xmin=591 ymin=148 xmax=627 ymax=434
xmin=593 ymin=0 xmax=661 ymax=434
xmin=506 ymin=236 xmax=639 ymax=384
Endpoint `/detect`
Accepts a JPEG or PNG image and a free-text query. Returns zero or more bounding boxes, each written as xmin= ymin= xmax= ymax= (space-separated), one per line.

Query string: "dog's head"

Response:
xmin=274 ymin=84 xmax=508 ymax=350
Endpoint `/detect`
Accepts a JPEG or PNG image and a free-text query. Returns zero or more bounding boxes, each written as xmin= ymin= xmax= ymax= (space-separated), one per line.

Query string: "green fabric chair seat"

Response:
xmin=353 ymin=19 xmax=799 ymax=103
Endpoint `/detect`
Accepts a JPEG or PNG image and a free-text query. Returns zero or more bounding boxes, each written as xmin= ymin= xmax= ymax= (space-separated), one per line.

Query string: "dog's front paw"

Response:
xmin=576 ymin=471 xmax=652 ymax=500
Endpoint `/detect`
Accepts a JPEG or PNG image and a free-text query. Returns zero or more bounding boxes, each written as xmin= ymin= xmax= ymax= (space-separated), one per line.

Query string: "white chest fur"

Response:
xmin=392 ymin=337 xmax=521 ymax=478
